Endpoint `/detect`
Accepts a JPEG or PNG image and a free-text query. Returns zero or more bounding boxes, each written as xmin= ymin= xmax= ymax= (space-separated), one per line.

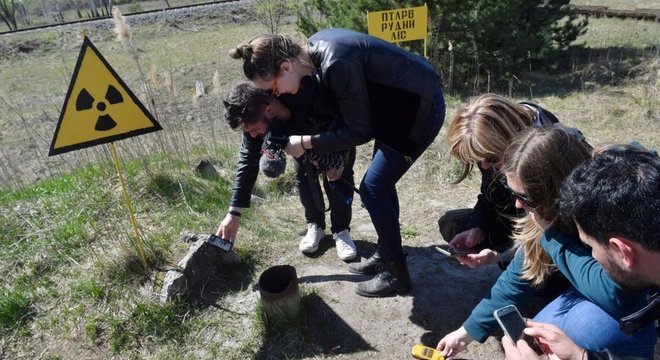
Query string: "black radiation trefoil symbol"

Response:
xmin=75 ymin=85 xmax=124 ymax=131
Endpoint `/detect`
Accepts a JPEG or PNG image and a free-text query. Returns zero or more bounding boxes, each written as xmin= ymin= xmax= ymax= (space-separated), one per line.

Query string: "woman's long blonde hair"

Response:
xmin=502 ymin=126 xmax=591 ymax=286
xmin=448 ymin=94 xmax=536 ymax=182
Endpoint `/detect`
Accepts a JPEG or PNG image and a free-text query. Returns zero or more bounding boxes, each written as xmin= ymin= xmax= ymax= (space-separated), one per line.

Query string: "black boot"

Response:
xmin=348 ymin=251 xmax=382 ymax=275
xmin=354 ymin=259 xmax=411 ymax=297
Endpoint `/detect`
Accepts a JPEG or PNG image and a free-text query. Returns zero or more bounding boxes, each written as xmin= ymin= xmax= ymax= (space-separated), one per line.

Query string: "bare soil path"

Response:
xmin=252 ymin=141 xmax=509 ymax=359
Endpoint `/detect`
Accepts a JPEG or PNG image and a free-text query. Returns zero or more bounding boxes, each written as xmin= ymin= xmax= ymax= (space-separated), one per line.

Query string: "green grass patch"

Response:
xmin=0 ymin=145 xmax=249 ymax=354
xmin=0 ymin=167 xmax=105 ymax=276
xmin=100 ymin=301 xmax=195 ymax=353
xmin=401 ymin=227 xmax=419 ymax=238
xmin=0 ymin=164 xmax=108 ymax=202
xmin=0 ymin=288 xmax=33 ymax=333
xmin=70 ymin=278 xmax=107 ymax=302
xmin=85 ymin=316 xmax=104 ymax=343
xmin=147 ymin=173 xmax=182 ymax=203
xmin=263 ymin=170 xmax=297 ymax=196
xmin=577 ymin=17 xmax=660 ymax=49
xmin=101 ymin=247 xmax=166 ymax=287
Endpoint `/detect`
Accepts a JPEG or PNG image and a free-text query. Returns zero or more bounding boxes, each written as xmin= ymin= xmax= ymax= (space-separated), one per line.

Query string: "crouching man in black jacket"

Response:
xmin=216 ymin=81 xmax=358 ymax=261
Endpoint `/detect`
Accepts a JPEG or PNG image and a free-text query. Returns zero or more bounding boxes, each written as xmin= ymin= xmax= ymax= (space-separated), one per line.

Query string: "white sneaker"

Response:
xmin=333 ymin=229 xmax=357 ymax=261
xmin=299 ymin=223 xmax=325 ymax=253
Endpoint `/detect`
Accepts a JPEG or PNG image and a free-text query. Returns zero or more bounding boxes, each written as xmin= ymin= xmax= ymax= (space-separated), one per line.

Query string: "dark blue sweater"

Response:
xmin=463 ymin=226 xmax=648 ymax=342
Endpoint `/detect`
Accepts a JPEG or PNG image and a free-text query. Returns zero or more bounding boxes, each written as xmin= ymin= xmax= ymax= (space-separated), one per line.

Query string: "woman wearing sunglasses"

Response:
xmin=441 ymin=93 xmax=588 ymax=269
xmin=437 ymin=126 xmax=655 ymax=358
xmin=229 ymin=29 xmax=445 ymax=297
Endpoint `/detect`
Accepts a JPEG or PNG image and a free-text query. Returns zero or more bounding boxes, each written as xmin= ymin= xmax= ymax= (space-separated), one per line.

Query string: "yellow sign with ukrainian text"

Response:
xmin=367 ymin=5 xmax=428 ymax=43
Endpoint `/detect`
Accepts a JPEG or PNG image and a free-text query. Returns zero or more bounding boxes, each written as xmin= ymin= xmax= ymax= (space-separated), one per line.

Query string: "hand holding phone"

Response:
xmin=494 ymin=305 xmax=545 ymax=355
xmin=411 ymin=344 xmax=444 ymax=360
xmin=207 ymin=234 xmax=233 ymax=252
xmin=448 ymin=246 xmax=474 ymax=257
xmin=494 ymin=305 xmax=527 ymax=342
xmin=434 ymin=245 xmax=475 ymax=257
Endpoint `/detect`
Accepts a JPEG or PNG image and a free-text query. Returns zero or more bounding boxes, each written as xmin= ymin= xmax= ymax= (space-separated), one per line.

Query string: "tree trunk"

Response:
xmin=0 ymin=0 xmax=18 ymax=30
xmin=39 ymin=0 xmax=50 ymax=23
xmin=17 ymin=2 xmax=29 ymax=26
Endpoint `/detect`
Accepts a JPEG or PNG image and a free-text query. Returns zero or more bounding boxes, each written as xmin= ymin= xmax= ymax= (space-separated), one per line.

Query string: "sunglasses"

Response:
xmin=499 ymin=177 xmax=537 ymax=209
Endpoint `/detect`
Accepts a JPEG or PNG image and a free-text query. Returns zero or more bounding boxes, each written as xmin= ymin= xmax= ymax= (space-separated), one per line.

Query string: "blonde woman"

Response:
xmin=441 ymin=93 xmax=586 ymax=269
xmin=437 ymin=127 xmax=655 ymax=358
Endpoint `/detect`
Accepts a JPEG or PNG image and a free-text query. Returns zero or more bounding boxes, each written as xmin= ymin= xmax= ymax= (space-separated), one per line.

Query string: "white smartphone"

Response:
xmin=434 ymin=245 xmax=475 ymax=257
xmin=493 ymin=304 xmax=527 ymax=342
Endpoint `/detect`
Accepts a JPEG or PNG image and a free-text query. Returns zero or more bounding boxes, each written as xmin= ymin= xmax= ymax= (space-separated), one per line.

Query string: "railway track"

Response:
xmin=1 ymin=0 xmax=245 ymax=35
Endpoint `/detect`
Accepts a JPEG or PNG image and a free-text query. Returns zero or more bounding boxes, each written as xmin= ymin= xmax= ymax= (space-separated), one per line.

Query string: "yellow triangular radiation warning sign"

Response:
xmin=49 ymin=37 xmax=162 ymax=156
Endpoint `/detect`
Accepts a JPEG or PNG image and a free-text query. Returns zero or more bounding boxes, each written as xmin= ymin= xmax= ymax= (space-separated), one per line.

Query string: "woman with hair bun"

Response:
xmin=230 ymin=29 xmax=445 ymax=297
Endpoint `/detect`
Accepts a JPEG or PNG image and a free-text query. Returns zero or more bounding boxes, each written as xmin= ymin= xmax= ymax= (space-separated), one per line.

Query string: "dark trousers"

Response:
xmin=361 ymin=89 xmax=445 ymax=262
xmin=294 ymin=147 xmax=356 ymax=234
xmin=438 ymin=208 xmax=513 ymax=253
xmin=438 ymin=208 xmax=571 ymax=298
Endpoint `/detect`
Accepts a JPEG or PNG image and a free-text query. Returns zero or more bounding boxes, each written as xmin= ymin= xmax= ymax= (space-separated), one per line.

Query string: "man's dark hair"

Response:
xmin=222 ymin=82 xmax=269 ymax=130
xmin=558 ymin=145 xmax=660 ymax=251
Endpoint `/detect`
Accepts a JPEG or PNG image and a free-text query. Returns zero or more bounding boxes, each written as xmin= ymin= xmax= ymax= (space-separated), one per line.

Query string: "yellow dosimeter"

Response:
xmin=411 ymin=344 xmax=445 ymax=360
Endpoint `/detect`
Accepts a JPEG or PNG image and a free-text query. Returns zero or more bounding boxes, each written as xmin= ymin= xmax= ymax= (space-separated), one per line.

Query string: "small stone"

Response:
xmin=196 ymin=159 xmax=218 ymax=179
xmin=161 ymin=232 xmax=240 ymax=302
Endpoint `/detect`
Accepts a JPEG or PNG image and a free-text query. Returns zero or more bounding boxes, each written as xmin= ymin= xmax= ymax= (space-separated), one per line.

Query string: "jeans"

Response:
xmin=533 ymin=287 xmax=657 ymax=358
xmin=294 ymin=147 xmax=356 ymax=234
xmin=360 ymin=89 xmax=445 ymax=262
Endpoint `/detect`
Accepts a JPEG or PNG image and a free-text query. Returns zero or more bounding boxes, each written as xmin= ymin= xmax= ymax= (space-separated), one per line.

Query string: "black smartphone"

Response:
xmin=448 ymin=246 xmax=474 ymax=257
xmin=207 ymin=234 xmax=233 ymax=252
xmin=493 ymin=305 xmax=527 ymax=342
xmin=494 ymin=305 xmax=546 ymax=355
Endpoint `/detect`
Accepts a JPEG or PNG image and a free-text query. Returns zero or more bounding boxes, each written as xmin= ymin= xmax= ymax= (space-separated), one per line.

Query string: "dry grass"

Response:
xmin=572 ymin=0 xmax=660 ymax=10
xmin=0 ymin=8 xmax=658 ymax=360
xmin=0 ymin=17 xmax=296 ymax=187
xmin=577 ymin=17 xmax=660 ymax=49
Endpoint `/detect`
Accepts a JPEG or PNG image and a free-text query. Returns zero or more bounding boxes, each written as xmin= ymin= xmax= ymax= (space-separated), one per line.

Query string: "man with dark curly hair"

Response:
xmin=216 ymin=81 xmax=358 ymax=261
xmin=503 ymin=144 xmax=659 ymax=360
